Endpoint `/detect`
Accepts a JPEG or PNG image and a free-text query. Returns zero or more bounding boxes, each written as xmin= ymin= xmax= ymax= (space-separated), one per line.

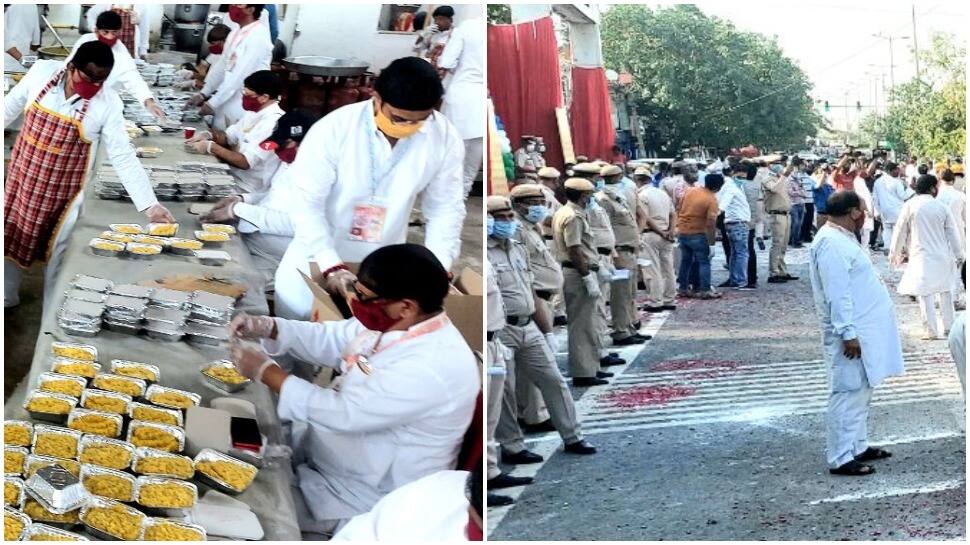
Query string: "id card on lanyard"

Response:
xmin=348 ymin=106 xmax=412 ymax=243
xmin=342 ymin=313 xmax=451 ymax=375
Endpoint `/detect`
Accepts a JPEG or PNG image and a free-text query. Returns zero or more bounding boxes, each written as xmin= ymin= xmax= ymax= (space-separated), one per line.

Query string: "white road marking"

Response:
xmin=808 ymin=479 xmax=966 ymax=505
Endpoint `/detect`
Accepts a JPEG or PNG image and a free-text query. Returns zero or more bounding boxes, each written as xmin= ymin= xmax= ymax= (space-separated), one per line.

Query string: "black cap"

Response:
xmin=260 ymin=111 xmax=317 ymax=150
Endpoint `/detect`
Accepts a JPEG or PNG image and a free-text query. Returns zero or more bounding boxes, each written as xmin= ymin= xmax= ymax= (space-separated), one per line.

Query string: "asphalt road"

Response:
xmin=488 ymin=243 xmax=965 ymax=541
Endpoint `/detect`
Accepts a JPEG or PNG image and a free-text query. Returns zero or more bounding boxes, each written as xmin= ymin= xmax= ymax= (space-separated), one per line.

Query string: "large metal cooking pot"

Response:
xmin=282 ymin=56 xmax=370 ymax=77
xmin=173 ymin=23 xmax=206 ymax=52
xmin=38 ymin=46 xmax=71 ymax=61
xmin=79 ymin=6 xmax=93 ymax=34
xmin=173 ymin=4 xmax=210 ymax=23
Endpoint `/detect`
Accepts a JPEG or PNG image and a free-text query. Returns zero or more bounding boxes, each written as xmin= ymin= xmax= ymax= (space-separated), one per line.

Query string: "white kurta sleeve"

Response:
xmin=3 ymin=65 xmax=35 ymax=127
xmin=233 ymin=202 xmax=294 ymax=236
xmin=200 ymin=51 xmax=227 ymax=97
xmin=889 ymin=203 xmax=912 ymax=265
xmin=943 ymin=207 xmax=965 ymax=263
xmin=275 ymin=350 xmax=450 ymax=433
xmin=436 ymin=23 xmax=464 ymax=71
xmin=261 ymin=317 xmax=362 ymax=369
xmin=112 ymin=47 xmax=154 ymax=105
xmin=289 ymin=120 xmax=342 ymax=269
xmin=102 ymin=97 xmax=157 ymax=211
xmin=419 ymin=127 xmax=466 ymax=270
xmin=206 ymin=37 xmax=270 ymax=110
xmin=814 ymin=239 xmax=858 ymax=341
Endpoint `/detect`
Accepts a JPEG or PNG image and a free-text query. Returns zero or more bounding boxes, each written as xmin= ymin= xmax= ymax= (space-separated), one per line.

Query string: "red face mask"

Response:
xmin=71 ymin=69 xmax=102 ymax=100
xmin=97 ymin=33 xmax=118 ymax=47
xmin=350 ymin=298 xmax=399 ymax=332
xmin=228 ymin=5 xmax=246 ymax=23
xmin=241 ymin=95 xmax=262 ymax=112
xmin=208 ymin=43 xmax=224 ymax=55
xmin=275 ymin=146 xmax=298 ymax=164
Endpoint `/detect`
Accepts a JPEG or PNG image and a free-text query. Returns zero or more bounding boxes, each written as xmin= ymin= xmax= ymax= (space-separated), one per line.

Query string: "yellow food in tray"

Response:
xmin=69 ymin=414 xmax=120 ymax=438
xmin=138 ymin=482 xmax=194 ymax=508
xmin=134 ymin=456 xmax=193 ymax=479
xmin=148 ymin=391 xmax=195 ymax=409
xmin=79 ymin=444 xmax=131 ymax=470
xmin=143 ymin=521 xmax=203 ymax=541
xmin=113 ymin=366 xmax=156 ymax=382
xmin=5 ymin=512 xmax=25 ymax=540
xmin=4 ymin=482 xmax=20 ymax=506
xmin=202 ymin=223 xmax=236 ymax=234
xmin=147 ymin=224 xmax=178 ymax=237
xmin=84 ymin=504 xmax=143 ymax=540
xmin=5 ymin=451 xmax=25 ymax=475
xmin=33 ymin=434 xmax=78 ymax=459
xmin=39 ymin=379 xmax=83 ymax=398
xmin=83 ymin=394 xmax=127 ymax=415
xmin=130 ymin=427 xmax=179 ymax=452
xmin=4 ymin=425 xmax=31 ymax=447
xmin=203 ymin=365 xmax=248 ymax=385
xmin=196 ymin=231 xmax=229 ymax=242
xmin=26 ymin=397 xmax=73 ymax=415
xmin=51 ymin=345 xmax=96 ymax=361
xmin=83 ymin=474 xmax=134 ymax=502
xmin=110 ymin=224 xmax=142 ymax=235
xmin=92 ymin=240 xmax=125 ymax=251
xmin=133 ymin=235 xmax=168 ymax=246
xmin=131 ymin=406 xmax=179 ymax=426
xmin=100 ymin=232 xmax=134 ymax=243
xmin=29 ymin=533 xmax=80 ymax=541
xmin=196 ymin=460 xmax=256 ymax=492
xmin=27 ymin=458 xmax=79 ymax=478
xmin=52 ymin=361 xmax=98 ymax=378
xmin=128 ymin=244 xmax=162 ymax=255
xmin=24 ymin=499 xmax=80 ymax=524
xmin=92 ymin=376 xmax=142 ymax=397
xmin=170 ymin=239 xmax=203 ymax=250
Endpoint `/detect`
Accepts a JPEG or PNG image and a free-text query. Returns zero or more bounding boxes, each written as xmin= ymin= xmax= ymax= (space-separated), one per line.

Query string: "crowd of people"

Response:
xmin=5 ymin=3 xmax=486 ymax=540
xmin=486 ymin=142 xmax=966 ymax=500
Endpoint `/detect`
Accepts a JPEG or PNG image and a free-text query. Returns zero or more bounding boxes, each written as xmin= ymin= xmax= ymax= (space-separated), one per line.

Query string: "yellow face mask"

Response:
xmin=375 ymin=105 xmax=424 ymax=140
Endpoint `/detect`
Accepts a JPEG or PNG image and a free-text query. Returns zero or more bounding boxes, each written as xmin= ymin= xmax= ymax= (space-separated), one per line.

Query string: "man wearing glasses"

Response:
xmin=4 ymin=40 xmax=172 ymax=308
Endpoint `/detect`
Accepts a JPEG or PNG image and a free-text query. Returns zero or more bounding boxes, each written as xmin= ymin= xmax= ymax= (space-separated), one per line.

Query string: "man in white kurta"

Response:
xmin=438 ymin=17 xmax=485 ymax=199
xmin=890 ymin=175 xmax=965 ymax=339
xmin=937 ymin=169 xmax=967 ymax=308
xmin=86 ymin=4 xmax=150 ymax=58
xmin=3 ymin=55 xmax=172 ymax=307
xmin=3 ymin=4 xmax=40 ymax=72
xmin=229 ymin=244 xmax=479 ymax=535
xmin=809 ymin=191 xmax=904 ymax=475
xmin=870 ymin=163 xmax=913 ymax=249
xmin=274 ymin=57 xmax=466 ymax=320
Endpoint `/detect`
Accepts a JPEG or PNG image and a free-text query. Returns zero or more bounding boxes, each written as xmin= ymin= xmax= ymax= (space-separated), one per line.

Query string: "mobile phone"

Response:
xmin=230 ymin=417 xmax=263 ymax=453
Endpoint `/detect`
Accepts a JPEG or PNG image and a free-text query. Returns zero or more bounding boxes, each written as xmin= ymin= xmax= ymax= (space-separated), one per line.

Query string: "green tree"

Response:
xmin=487 ymin=4 xmax=511 ymax=25
xmin=600 ymin=4 xmax=821 ymax=154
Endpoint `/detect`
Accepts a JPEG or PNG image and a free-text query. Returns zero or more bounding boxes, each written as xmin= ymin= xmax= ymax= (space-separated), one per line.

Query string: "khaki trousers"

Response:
xmin=517 ymin=298 xmax=552 ymax=425
xmin=494 ymin=321 xmax=582 ymax=453
xmin=563 ymin=268 xmax=602 ymax=379
xmin=486 ymin=338 xmax=507 ymax=480
xmin=611 ymin=248 xmax=638 ymax=340
xmin=641 ymin=232 xmax=676 ymax=306
xmin=769 ymin=213 xmax=790 ymax=276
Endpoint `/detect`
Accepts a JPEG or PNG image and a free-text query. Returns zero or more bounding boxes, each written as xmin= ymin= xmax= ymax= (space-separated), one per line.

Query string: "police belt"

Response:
xmin=506 ymin=314 xmax=533 ymax=327
xmin=597 ymin=247 xmax=612 ymax=255
xmin=535 ymin=289 xmax=554 ymax=301
xmin=561 ymin=262 xmax=600 ymax=271
xmin=615 ymin=245 xmax=637 ymax=253
xmin=767 ymin=210 xmax=789 ymax=215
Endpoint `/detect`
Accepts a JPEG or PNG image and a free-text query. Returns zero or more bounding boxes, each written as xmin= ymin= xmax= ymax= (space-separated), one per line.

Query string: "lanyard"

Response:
xmin=226 ymin=21 xmax=259 ymax=55
xmin=343 ymin=312 xmax=451 ymax=374
xmin=364 ymin=102 xmax=413 ymax=198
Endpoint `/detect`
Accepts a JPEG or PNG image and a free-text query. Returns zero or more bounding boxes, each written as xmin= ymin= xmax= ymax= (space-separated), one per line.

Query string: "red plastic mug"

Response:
xmin=183 ymin=127 xmax=196 ymax=139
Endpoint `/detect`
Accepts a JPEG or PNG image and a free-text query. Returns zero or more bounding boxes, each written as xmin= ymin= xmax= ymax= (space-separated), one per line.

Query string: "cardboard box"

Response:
xmin=301 ymin=264 xmax=483 ymax=354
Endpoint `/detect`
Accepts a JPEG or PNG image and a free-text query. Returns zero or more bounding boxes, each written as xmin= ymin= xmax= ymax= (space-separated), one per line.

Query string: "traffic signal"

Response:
xmin=824 ymin=101 xmax=830 ymax=112
xmin=856 ymin=101 xmax=862 ymax=111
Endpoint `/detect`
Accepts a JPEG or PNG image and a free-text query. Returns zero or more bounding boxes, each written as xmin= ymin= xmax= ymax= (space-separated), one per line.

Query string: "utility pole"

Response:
xmin=843 ymin=90 xmax=850 ymax=145
xmin=873 ymin=33 xmax=910 ymax=104
xmin=911 ymin=4 xmax=922 ymax=84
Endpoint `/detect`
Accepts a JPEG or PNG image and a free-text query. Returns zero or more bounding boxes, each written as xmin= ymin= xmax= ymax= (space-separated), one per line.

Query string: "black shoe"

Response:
xmin=572 ymin=376 xmax=609 ymax=387
xmin=637 ymin=281 xmax=647 ymax=290
xmin=632 ymin=334 xmax=652 ymax=342
xmin=489 ymin=472 xmax=535 ymax=489
xmin=600 ymin=355 xmax=626 ymax=366
xmin=563 ymin=439 xmax=597 ymax=455
xmin=522 ymin=419 xmax=556 ymax=434
xmin=612 ymin=335 xmax=643 ymax=346
xmin=661 ymin=305 xmax=677 ymax=311
xmin=784 ymin=274 xmax=800 ymax=280
xmin=596 ymin=370 xmax=614 ymax=378
xmin=501 ymin=448 xmax=544 ymax=465
xmin=644 ymin=305 xmax=665 ymax=313
xmin=488 ymin=493 xmax=514 ymax=507
xmin=716 ymin=281 xmax=737 ymax=288
xmin=767 ymin=276 xmax=788 ymax=283
xmin=790 ymin=243 xmax=803 ymax=248
xmin=632 ymin=321 xmax=642 ymax=330
xmin=553 ymin=316 xmax=568 ymax=327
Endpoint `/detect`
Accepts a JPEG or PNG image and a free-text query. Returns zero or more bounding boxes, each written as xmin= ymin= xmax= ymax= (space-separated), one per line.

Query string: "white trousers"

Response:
xmin=826 ymin=354 xmax=874 ymax=468
xmin=462 ymin=137 xmax=484 ymax=199
xmin=880 ymin=222 xmax=894 ymax=249
xmin=274 ymin=241 xmax=316 ymax=320
xmin=918 ymin=291 xmax=955 ymax=338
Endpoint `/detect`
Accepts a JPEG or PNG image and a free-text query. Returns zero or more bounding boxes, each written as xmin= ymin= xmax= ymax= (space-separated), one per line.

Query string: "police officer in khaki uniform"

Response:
xmin=485 ymin=259 xmax=534 ymax=503
xmin=637 ymin=166 xmax=679 ymax=312
xmin=553 ymin=178 xmax=615 ymax=387
xmin=597 ymin=165 xmax=650 ymax=345
xmin=761 ymin=159 xmax=799 ymax=283
xmin=488 ymin=196 xmax=596 ymax=461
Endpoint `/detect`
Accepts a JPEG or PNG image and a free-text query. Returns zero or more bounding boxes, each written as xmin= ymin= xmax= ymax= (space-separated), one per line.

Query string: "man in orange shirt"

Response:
xmin=832 ymin=153 xmax=878 ymax=192
xmin=675 ymin=174 xmax=725 ymax=299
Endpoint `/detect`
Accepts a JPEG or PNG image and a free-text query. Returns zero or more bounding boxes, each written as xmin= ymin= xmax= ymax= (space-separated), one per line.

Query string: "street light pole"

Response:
xmin=912 ymin=4 xmax=922 ymax=84
xmin=873 ymin=33 xmax=910 ymax=104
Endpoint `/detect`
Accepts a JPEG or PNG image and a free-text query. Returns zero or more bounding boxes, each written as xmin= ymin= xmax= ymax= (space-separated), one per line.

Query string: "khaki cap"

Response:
xmin=600 ymin=164 xmax=622 ymax=176
xmin=572 ymin=162 xmax=601 ymax=174
xmin=634 ymin=166 xmax=651 ymax=176
xmin=486 ymin=195 xmax=513 ymax=213
xmin=564 ymin=178 xmax=595 ymax=191
xmin=537 ymin=166 xmax=560 ymax=178
xmin=576 ymin=155 xmax=589 ymax=162
xmin=509 ymin=184 xmax=545 ymax=200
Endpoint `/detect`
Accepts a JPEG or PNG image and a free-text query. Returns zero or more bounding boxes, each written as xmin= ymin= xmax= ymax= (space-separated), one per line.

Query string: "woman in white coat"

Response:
xmin=229 ymin=244 xmax=479 ymax=536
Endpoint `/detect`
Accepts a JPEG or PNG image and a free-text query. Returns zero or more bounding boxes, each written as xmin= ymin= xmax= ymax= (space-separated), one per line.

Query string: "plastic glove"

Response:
xmin=199 ymin=102 xmax=215 ymax=116
xmin=228 ymin=312 xmax=276 ymax=340
xmin=185 ymin=93 xmax=205 ymax=108
xmin=202 ymin=196 xmax=241 ymax=223
xmin=188 ymin=139 xmax=212 ymax=155
xmin=582 ymin=272 xmax=602 ymax=298
xmin=143 ymin=204 xmax=175 ymax=223
xmin=175 ymin=68 xmax=196 ymax=81
xmin=229 ymin=339 xmax=278 ymax=380
xmin=185 ymin=130 xmax=210 ymax=144
xmin=144 ymin=99 xmax=167 ymax=121
xmin=323 ymin=268 xmax=358 ymax=301
xmin=544 ymin=332 xmax=559 ymax=354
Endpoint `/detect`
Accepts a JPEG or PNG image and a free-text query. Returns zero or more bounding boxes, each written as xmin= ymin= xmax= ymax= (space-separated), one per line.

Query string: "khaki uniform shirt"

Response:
xmin=514 ymin=212 xmax=564 ymax=292
xmin=638 ymin=185 xmax=675 ymax=232
xmin=485 ymin=260 xmax=507 ymax=333
xmin=588 ymin=198 xmax=616 ymax=250
xmin=761 ymin=169 xmax=791 ymax=213
xmin=538 ymin=184 xmax=562 ymax=238
xmin=552 ymin=201 xmax=598 ymax=265
xmin=596 ymin=185 xmax=640 ymax=246
xmin=487 ymin=238 xmax=536 ymax=318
